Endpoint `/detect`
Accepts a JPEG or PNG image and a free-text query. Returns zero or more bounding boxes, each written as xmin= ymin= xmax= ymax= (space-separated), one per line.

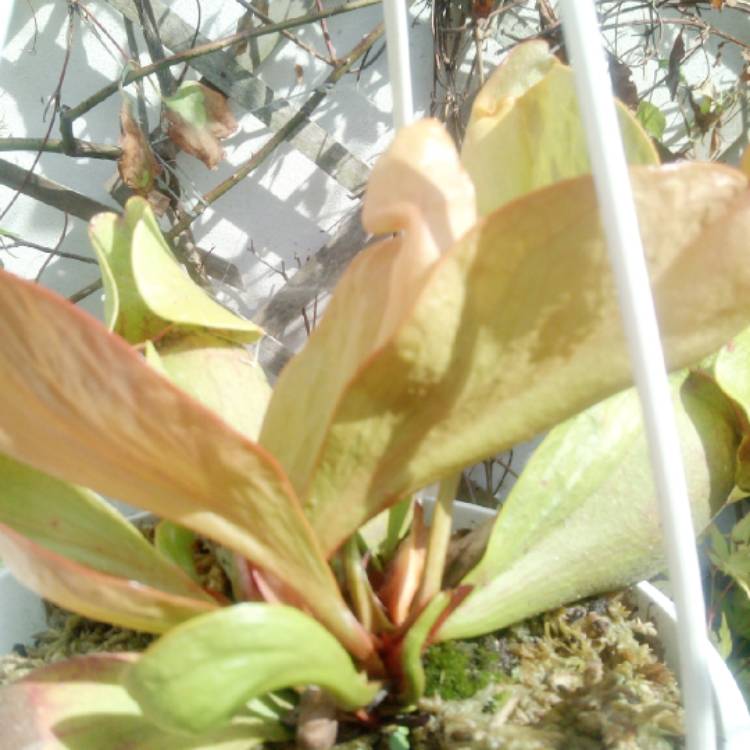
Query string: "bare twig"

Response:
xmin=61 ymin=0 xmax=383 ymax=130
xmin=78 ymin=1 xmax=129 ymax=61
xmin=254 ymin=208 xmax=368 ymax=339
xmin=0 ymin=158 xmax=116 ymax=221
xmin=123 ymin=17 xmax=150 ymax=131
xmin=176 ymin=0 xmax=202 ymax=86
xmin=233 ymin=0 xmax=333 ymax=66
xmin=315 ymin=0 xmax=339 ymax=64
xmin=68 ymin=278 xmax=104 ymax=303
xmin=35 ymin=212 xmax=69 ymax=282
xmin=0 ymin=138 xmax=121 ymax=160
xmin=1 ymin=3 xmax=76 ymax=223
xmin=1 ymin=238 xmax=96 ymax=264
xmin=166 ymin=21 xmax=385 ymax=239
xmin=134 ymin=0 xmax=177 ymax=94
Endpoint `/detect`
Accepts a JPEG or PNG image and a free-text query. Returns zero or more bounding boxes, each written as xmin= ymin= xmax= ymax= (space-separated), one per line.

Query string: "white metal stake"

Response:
xmin=558 ymin=2 xmax=716 ymax=748
xmin=382 ymin=0 xmax=414 ymax=128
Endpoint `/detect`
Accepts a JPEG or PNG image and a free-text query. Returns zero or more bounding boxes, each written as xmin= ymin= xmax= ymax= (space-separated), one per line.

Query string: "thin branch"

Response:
xmin=233 ymin=0 xmax=333 ymax=66
xmin=1 ymin=238 xmax=97 ymax=264
xmin=36 ymin=212 xmax=69 ymax=282
xmin=68 ymin=278 xmax=103 ymax=303
xmin=315 ymin=0 xmax=339 ymax=64
xmin=1 ymin=3 xmax=76 ymax=222
xmin=123 ymin=16 xmax=150 ymax=131
xmin=135 ymin=0 xmax=177 ymax=95
xmin=0 ymin=158 xmax=115 ymax=221
xmin=78 ymin=0 xmax=129 ymax=61
xmin=0 ymin=138 xmax=121 ymax=160
xmin=60 ymin=0 xmax=383 ymax=128
xmin=176 ymin=0 xmax=202 ymax=87
xmin=166 ymin=21 xmax=385 ymax=239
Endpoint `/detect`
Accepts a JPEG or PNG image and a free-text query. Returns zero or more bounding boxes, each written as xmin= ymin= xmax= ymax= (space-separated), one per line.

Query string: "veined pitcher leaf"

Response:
xmin=0 ymin=269 xmax=371 ymax=661
xmin=0 ymin=524 xmax=216 ymax=633
xmin=89 ymin=197 xmax=262 ymax=343
xmin=264 ymin=163 xmax=750 ymax=555
xmin=711 ymin=325 xmax=750 ymax=490
xmin=437 ymin=371 xmax=739 ymax=641
xmin=147 ymin=331 xmax=271 ymax=440
xmin=0 ymin=654 xmax=288 ymax=750
xmin=460 ymin=40 xmax=658 ymax=216
xmin=363 ymin=118 xmax=476 ymax=259
xmin=0 ymin=454 xmax=215 ymax=631
xmin=261 ymin=121 xmax=475 ymax=504
xmin=126 ymin=603 xmax=380 ymax=734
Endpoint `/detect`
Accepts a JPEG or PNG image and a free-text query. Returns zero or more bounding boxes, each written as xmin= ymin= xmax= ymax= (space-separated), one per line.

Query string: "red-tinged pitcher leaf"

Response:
xmin=0 ymin=269 xmax=371 ymax=661
xmin=437 ymin=371 xmax=740 ymax=642
xmin=89 ymin=197 xmax=262 ymax=344
xmin=710 ymin=324 xmax=750 ymax=490
xmin=125 ymin=603 xmax=381 ymax=734
xmin=263 ymin=163 xmax=750 ymax=555
xmin=460 ymin=40 xmax=658 ymax=216
xmin=117 ymin=101 xmax=161 ymax=196
xmin=363 ymin=119 xmax=476 ymax=258
xmin=164 ymin=81 xmax=238 ymax=169
xmin=0 ymin=654 xmax=289 ymax=750
xmin=379 ymin=504 xmax=427 ymax=626
xmin=0 ymin=525 xmax=217 ymax=633
xmin=0 ymin=454 xmax=215 ymax=631
xmin=260 ymin=122 xmax=476 ymax=510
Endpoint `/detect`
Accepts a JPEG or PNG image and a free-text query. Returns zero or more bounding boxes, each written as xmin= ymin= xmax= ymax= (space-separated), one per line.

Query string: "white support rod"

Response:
xmin=558 ymin=2 xmax=715 ymax=748
xmin=382 ymin=0 xmax=414 ymax=129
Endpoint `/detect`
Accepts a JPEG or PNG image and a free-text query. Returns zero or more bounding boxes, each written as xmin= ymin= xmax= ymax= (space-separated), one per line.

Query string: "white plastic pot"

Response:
xmin=2 ymin=502 xmax=749 ymax=747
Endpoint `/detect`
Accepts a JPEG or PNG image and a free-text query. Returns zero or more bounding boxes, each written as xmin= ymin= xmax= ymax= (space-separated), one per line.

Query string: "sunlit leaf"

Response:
xmin=437 ymin=371 xmax=739 ymax=641
xmin=164 ymin=81 xmax=238 ymax=169
xmin=265 ymin=163 xmax=750 ymax=555
xmin=126 ymin=603 xmax=380 ymax=734
xmin=147 ymin=331 xmax=271 ymax=440
xmin=460 ymin=40 xmax=658 ymax=216
xmin=0 ymin=654 xmax=288 ymax=750
xmin=636 ymin=100 xmax=667 ymax=140
xmin=89 ymin=197 xmax=262 ymax=344
xmin=0 ymin=269 xmax=371 ymax=661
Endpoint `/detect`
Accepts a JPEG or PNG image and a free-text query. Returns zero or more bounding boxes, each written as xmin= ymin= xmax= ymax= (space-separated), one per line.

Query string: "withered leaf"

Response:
xmin=117 ymin=102 xmax=161 ymax=195
xmin=163 ymin=81 xmax=238 ymax=170
xmin=667 ymin=31 xmax=685 ymax=100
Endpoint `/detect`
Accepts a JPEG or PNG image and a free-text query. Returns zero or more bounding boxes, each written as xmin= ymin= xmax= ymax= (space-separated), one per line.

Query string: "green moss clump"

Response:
xmin=423 ymin=637 xmax=513 ymax=700
xmin=415 ymin=594 xmax=684 ymax=750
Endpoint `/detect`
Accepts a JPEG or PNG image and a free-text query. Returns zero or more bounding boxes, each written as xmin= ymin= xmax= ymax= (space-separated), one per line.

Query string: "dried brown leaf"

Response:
xmin=117 ymin=103 xmax=161 ymax=195
xmin=164 ymin=81 xmax=238 ymax=170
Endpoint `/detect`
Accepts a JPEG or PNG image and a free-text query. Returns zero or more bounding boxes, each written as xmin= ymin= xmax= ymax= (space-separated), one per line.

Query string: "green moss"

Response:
xmin=415 ymin=594 xmax=684 ymax=749
xmin=423 ymin=637 xmax=512 ymax=700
